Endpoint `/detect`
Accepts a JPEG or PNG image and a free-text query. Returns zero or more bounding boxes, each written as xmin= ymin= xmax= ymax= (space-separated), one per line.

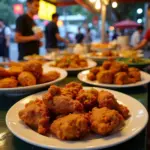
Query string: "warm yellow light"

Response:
xmin=57 ymin=20 xmax=64 ymax=27
xmin=112 ymin=1 xmax=118 ymax=8
xmin=38 ymin=0 xmax=56 ymax=20
xmin=95 ymin=0 xmax=101 ymax=10
xmin=89 ymin=0 xmax=96 ymax=2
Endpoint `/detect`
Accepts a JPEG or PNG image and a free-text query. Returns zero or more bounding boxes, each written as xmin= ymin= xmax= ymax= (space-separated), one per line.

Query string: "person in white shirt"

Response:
xmin=130 ymin=26 xmax=144 ymax=47
xmin=0 ymin=19 xmax=11 ymax=61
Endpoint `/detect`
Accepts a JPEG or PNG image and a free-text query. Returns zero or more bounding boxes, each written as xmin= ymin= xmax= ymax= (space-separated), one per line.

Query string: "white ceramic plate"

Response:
xmin=78 ymin=70 xmax=150 ymax=88
xmin=0 ymin=67 xmax=67 ymax=94
xmin=43 ymin=59 xmax=97 ymax=72
xmin=6 ymin=87 xmax=148 ymax=150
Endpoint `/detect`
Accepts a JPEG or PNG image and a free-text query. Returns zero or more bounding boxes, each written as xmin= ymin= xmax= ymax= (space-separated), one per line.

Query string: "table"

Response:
xmin=0 ymin=77 xmax=148 ymax=150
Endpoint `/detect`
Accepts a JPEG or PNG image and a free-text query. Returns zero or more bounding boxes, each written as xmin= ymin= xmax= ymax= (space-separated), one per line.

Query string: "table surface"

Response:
xmin=0 ymin=77 xmax=148 ymax=150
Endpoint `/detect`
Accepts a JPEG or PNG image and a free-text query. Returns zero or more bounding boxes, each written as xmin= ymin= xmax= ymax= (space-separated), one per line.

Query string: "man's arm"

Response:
xmin=55 ymin=33 xmax=67 ymax=43
xmin=5 ymin=35 xmax=10 ymax=47
xmin=15 ymin=16 xmax=43 ymax=43
xmin=134 ymin=39 xmax=147 ymax=50
xmin=15 ymin=32 xmax=36 ymax=43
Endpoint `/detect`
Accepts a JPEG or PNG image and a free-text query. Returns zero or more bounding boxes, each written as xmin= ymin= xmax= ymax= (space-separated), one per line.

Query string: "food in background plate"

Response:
xmin=0 ymin=77 xmax=18 ymax=88
xmin=0 ymin=60 xmax=60 ymax=88
xmin=87 ymin=60 xmax=141 ymax=85
xmin=89 ymin=50 xmax=119 ymax=58
xmin=23 ymin=60 xmax=43 ymax=80
xmin=118 ymin=57 xmax=150 ymax=65
xmin=38 ymin=71 xmax=60 ymax=84
xmin=18 ymin=71 xmax=36 ymax=86
xmin=8 ymin=66 xmax=24 ymax=77
xmin=120 ymin=50 xmax=139 ymax=58
xmin=102 ymin=50 xmax=119 ymax=57
xmin=51 ymin=54 xmax=88 ymax=69
xmin=24 ymin=54 xmax=44 ymax=60
xmin=0 ymin=67 xmax=10 ymax=78
xmin=19 ymin=82 xmax=130 ymax=140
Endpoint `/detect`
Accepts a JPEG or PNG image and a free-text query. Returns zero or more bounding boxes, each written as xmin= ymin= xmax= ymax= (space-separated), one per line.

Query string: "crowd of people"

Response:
xmin=0 ymin=0 xmax=150 ymax=62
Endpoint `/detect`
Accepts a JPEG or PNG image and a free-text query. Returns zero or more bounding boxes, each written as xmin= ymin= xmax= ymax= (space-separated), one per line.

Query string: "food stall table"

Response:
xmin=0 ymin=77 xmax=148 ymax=150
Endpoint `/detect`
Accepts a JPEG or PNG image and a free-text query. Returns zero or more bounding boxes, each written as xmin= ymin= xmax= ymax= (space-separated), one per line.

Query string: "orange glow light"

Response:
xmin=109 ymin=26 xmax=115 ymax=31
xmin=57 ymin=20 xmax=64 ymax=27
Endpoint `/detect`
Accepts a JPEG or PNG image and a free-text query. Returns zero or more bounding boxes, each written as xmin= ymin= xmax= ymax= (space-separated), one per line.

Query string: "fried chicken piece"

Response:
xmin=110 ymin=62 xmax=122 ymax=75
xmin=128 ymin=70 xmax=141 ymax=82
xmin=98 ymin=90 xmax=118 ymax=109
xmin=50 ymin=113 xmax=89 ymax=140
xmin=23 ymin=60 xmax=43 ymax=80
xmin=128 ymin=67 xmax=139 ymax=72
xmin=0 ymin=77 xmax=18 ymax=88
xmin=8 ymin=66 xmax=23 ymax=77
xmin=98 ymin=90 xmax=130 ymax=119
xmin=48 ymin=85 xmax=61 ymax=96
xmin=90 ymin=67 xmax=100 ymax=75
xmin=121 ymin=63 xmax=128 ymax=72
xmin=43 ymin=94 xmax=83 ymax=115
xmin=43 ymin=84 xmax=83 ymax=114
xmin=19 ymin=99 xmax=50 ymax=135
xmin=0 ymin=67 xmax=10 ymax=78
xmin=102 ymin=61 xmax=112 ymax=70
xmin=96 ymin=70 xmax=113 ymax=84
xmin=61 ymin=82 xmax=82 ymax=99
xmin=18 ymin=71 xmax=36 ymax=86
xmin=87 ymin=72 xmax=96 ymax=81
xmin=114 ymin=72 xmax=129 ymax=85
xmin=102 ymin=50 xmax=112 ymax=57
xmin=7 ymin=61 xmax=25 ymax=67
xmin=90 ymin=107 xmax=124 ymax=136
xmin=38 ymin=71 xmax=60 ymax=84
xmin=76 ymin=88 xmax=98 ymax=111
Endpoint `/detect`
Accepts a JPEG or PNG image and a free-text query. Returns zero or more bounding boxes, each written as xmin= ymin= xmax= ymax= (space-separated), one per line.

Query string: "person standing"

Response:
xmin=130 ymin=26 xmax=144 ymax=47
xmin=84 ymin=28 xmax=92 ymax=44
xmin=0 ymin=19 xmax=11 ymax=62
xmin=134 ymin=28 xmax=150 ymax=50
xmin=15 ymin=0 xmax=43 ymax=60
xmin=45 ymin=13 xmax=68 ymax=52
xmin=75 ymin=27 xmax=84 ymax=44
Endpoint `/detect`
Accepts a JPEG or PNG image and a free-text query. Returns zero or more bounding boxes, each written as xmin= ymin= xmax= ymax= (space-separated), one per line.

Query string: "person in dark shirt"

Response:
xmin=75 ymin=27 xmax=84 ymax=43
xmin=15 ymin=0 xmax=43 ymax=60
xmin=45 ymin=13 xmax=69 ymax=52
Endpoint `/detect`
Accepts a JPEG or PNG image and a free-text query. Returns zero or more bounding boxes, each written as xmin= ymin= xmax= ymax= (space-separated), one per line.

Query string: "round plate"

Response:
xmin=43 ymin=59 xmax=97 ymax=72
xmin=6 ymin=87 xmax=148 ymax=150
xmin=78 ymin=70 xmax=150 ymax=88
xmin=0 ymin=67 xmax=67 ymax=94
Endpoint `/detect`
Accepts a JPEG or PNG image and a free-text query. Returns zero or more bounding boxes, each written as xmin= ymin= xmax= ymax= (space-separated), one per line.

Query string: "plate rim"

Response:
xmin=6 ymin=87 xmax=149 ymax=150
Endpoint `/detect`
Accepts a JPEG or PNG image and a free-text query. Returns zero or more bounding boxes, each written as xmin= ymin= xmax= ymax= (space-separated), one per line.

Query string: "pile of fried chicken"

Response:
xmin=19 ymin=82 xmax=130 ymax=140
xmin=87 ymin=60 xmax=141 ymax=85
xmin=51 ymin=54 xmax=88 ymax=69
xmin=0 ymin=60 xmax=60 ymax=88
